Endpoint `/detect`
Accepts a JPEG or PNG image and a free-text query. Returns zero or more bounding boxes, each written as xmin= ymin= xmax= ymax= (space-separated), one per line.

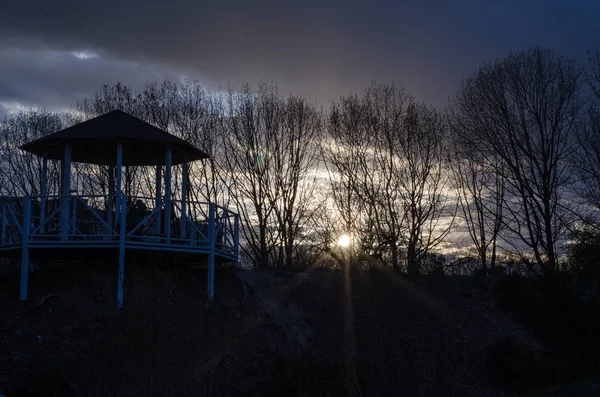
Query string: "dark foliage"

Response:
xmin=569 ymin=227 xmax=600 ymax=278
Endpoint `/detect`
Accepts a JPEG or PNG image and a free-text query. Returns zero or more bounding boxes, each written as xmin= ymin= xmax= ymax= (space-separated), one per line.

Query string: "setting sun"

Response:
xmin=338 ymin=234 xmax=351 ymax=248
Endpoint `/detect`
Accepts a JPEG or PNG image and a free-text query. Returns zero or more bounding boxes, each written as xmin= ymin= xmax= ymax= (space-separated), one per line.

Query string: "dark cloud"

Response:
xmin=0 ymin=47 xmax=186 ymax=113
xmin=1 ymin=0 xmax=599 ymax=112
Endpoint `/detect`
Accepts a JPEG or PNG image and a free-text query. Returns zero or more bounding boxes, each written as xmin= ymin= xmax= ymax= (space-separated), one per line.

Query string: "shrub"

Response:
xmin=569 ymin=227 xmax=600 ymax=278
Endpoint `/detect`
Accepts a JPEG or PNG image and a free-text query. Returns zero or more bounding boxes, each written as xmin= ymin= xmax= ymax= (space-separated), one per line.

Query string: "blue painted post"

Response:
xmin=115 ymin=142 xmax=123 ymax=230
xmin=1 ymin=202 xmax=6 ymax=245
xmin=234 ymin=212 xmax=240 ymax=262
xmin=20 ymin=197 xmax=32 ymax=301
xmin=165 ymin=146 xmax=172 ymax=244
xmin=155 ymin=165 xmax=162 ymax=236
xmin=40 ymin=152 xmax=48 ymax=233
xmin=207 ymin=202 xmax=216 ymax=306
xmin=180 ymin=157 xmax=188 ymax=241
xmin=60 ymin=144 xmax=72 ymax=241
xmin=117 ymin=194 xmax=127 ymax=309
xmin=106 ymin=166 xmax=114 ymax=236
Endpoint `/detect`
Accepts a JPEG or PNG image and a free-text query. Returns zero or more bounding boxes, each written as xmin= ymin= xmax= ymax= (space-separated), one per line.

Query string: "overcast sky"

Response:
xmin=1 ymin=0 xmax=599 ymax=120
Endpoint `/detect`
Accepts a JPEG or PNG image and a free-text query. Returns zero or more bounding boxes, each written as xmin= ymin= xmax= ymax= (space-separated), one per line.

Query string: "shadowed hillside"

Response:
xmin=0 ymin=262 xmax=599 ymax=396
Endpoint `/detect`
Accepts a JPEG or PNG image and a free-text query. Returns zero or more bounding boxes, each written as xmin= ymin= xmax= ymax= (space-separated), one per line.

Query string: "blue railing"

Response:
xmin=0 ymin=194 xmax=239 ymax=260
xmin=0 ymin=198 xmax=24 ymax=247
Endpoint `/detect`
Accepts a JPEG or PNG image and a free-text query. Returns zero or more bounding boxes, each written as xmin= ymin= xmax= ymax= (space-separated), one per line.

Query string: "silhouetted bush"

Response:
xmin=569 ymin=227 xmax=600 ymax=278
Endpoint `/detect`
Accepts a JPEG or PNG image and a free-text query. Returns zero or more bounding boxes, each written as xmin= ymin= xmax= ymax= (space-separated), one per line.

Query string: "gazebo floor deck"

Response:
xmin=0 ymin=245 xmax=236 ymax=266
xmin=1 ymin=193 xmax=239 ymax=264
xmin=0 ymin=243 xmax=237 ymax=265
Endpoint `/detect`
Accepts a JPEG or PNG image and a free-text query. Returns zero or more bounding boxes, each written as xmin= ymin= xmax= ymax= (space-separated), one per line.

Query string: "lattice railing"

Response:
xmin=0 ymin=194 xmax=239 ymax=260
xmin=1 ymin=199 xmax=24 ymax=246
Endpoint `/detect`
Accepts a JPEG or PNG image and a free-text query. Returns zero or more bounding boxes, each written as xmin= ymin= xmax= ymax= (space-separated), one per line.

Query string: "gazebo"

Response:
xmin=0 ymin=110 xmax=239 ymax=308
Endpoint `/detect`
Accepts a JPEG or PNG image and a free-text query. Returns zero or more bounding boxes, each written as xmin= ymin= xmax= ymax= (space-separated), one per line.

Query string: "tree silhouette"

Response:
xmin=452 ymin=47 xmax=583 ymax=274
xmin=447 ymin=108 xmax=506 ymax=273
xmin=325 ymin=83 xmax=453 ymax=275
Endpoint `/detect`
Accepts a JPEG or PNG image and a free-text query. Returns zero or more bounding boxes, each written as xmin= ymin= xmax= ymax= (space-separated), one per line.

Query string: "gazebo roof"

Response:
xmin=19 ymin=110 xmax=209 ymax=166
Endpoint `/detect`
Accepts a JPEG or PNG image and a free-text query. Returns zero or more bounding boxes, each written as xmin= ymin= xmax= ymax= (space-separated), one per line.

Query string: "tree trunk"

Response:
xmin=286 ymin=236 xmax=294 ymax=268
xmin=490 ymin=238 xmax=497 ymax=270
xmin=407 ymin=240 xmax=418 ymax=276
xmin=544 ymin=202 xmax=557 ymax=274
xmin=480 ymin=232 xmax=488 ymax=274
xmin=545 ymin=234 xmax=557 ymax=274
xmin=391 ymin=239 xmax=399 ymax=270
xmin=259 ymin=224 xmax=268 ymax=269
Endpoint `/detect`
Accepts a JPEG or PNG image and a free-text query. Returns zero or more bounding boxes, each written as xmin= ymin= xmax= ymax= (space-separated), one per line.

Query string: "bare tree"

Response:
xmin=138 ymin=80 xmax=181 ymax=200
xmin=452 ymin=47 xmax=583 ymax=274
xmin=267 ymin=95 xmax=322 ymax=267
xmin=574 ymin=50 xmax=600 ymax=220
xmin=325 ymin=94 xmax=385 ymax=264
xmin=220 ymin=84 xmax=277 ymax=268
xmin=173 ymin=80 xmax=231 ymax=206
xmin=399 ymin=102 xmax=454 ymax=275
xmin=220 ymin=83 xmax=321 ymax=268
xmin=325 ymin=83 xmax=454 ymax=274
xmin=0 ymin=110 xmax=63 ymax=198
xmin=446 ymin=123 xmax=506 ymax=273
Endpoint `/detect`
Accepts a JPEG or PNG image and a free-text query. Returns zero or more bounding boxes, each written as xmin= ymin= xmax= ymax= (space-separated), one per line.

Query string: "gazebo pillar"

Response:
xmin=164 ymin=146 xmax=172 ymax=243
xmin=59 ymin=144 xmax=72 ymax=240
xmin=104 ymin=166 xmax=114 ymax=239
xmin=116 ymin=141 xmax=125 ymax=310
xmin=40 ymin=151 xmax=48 ymax=233
xmin=155 ymin=165 xmax=162 ymax=235
xmin=180 ymin=154 xmax=188 ymax=239
xmin=115 ymin=142 xmax=123 ymax=224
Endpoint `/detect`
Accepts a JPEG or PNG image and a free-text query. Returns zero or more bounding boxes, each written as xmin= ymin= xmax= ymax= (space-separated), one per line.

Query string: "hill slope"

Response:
xmin=0 ymin=263 xmax=540 ymax=396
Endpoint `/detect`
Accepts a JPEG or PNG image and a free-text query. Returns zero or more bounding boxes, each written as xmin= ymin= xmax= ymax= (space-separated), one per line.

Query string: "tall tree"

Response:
xmin=267 ymin=96 xmax=322 ymax=267
xmin=173 ymin=80 xmax=229 ymax=206
xmin=325 ymin=94 xmax=378 ymax=263
xmin=575 ymin=50 xmax=600 ymax=219
xmin=0 ymin=110 xmax=63 ymax=198
xmin=398 ymin=101 xmax=453 ymax=275
xmin=452 ymin=47 xmax=583 ymax=273
xmin=221 ymin=84 xmax=321 ymax=268
xmin=447 ymin=122 xmax=506 ymax=273
xmin=325 ymin=83 xmax=453 ymax=274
